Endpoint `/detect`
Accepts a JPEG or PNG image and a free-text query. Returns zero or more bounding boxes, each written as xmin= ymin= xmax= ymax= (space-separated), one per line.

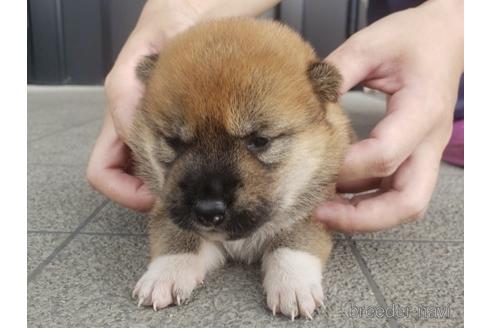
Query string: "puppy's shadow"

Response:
xmin=194 ymin=261 xmax=263 ymax=305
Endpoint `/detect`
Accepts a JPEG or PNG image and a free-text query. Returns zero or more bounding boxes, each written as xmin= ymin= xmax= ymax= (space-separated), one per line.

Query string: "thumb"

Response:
xmin=105 ymin=66 xmax=144 ymax=142
xmin=324 ymin=35 xmax=378 ymax=94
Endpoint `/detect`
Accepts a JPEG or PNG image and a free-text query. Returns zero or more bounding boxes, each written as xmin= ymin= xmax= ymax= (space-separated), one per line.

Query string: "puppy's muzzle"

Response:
xmin=194 ymin=199 xmax=226 ymax=227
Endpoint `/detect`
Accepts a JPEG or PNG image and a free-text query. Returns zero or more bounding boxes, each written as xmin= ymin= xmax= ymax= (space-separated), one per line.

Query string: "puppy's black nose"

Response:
xmin=194 ymin=199 xmax=226 ymax=226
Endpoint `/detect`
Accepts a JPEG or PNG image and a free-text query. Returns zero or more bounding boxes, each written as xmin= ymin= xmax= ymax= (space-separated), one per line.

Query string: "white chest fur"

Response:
xmin=221 ymin=227 xmax=274 ymax=263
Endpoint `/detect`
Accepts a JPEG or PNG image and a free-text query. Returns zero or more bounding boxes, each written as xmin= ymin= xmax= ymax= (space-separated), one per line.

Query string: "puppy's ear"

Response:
xmin=307 ymin=62 xmax=342 ymax=103
xmin=136 ymin=54 xmax=159 ymax=84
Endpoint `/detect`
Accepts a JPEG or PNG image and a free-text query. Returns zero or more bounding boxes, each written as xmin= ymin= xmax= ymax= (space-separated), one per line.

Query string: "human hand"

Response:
xmin=87 ymin=0 xmax=201 ymax=211
xmin=314 ymin=0 xmax=464 ymax=233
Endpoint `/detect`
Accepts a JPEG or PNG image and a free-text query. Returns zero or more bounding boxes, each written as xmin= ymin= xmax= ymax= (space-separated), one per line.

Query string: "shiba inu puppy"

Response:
xmin=128 ymin=18 xmax=352 ymax=320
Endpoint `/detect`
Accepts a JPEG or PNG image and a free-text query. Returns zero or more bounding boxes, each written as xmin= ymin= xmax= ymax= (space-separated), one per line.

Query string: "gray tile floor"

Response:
xmin=27 ymin=86 xmax=464 ymax=328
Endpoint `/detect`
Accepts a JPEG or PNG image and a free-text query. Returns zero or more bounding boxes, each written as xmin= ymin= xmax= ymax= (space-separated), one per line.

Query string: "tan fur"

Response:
xmin=128 ymin=18 xmax=353 ymax=318
xmin=269 ymin=219 xmax=333 ymax=265
xmin=148 ymin=200 xmax=201 ymax=258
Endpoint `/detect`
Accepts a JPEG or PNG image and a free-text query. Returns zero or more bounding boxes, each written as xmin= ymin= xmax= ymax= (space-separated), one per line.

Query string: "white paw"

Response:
xmin=262 ymin=248 xmax=324 ymax=320
xmin=133 ymin=242 xmax=225 ymax=311
xmin=133 ymin=254 xmax=204 ymax=310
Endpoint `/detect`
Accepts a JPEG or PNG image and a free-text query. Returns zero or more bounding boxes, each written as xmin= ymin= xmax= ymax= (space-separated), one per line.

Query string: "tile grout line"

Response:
xmin=27 ymin=229 xmax=464 ymax=244
xmin=348 ymin=237 xmax=400 ymax=328
xmin=28 ymin=163 xmax=88 ymax=168
xmin=27 ymin=116 xmax=103 ymax=144
xmin=28 ymin=229 xmax=461 ymax=246
xmin=351 ymin=238 xmax=463 ymax=244
xmin=27 ymin=200 xmax=110 ymax=284
xmin=79 ymin=231 xmax=147 ymax=237
xmin=27 ymin=230 xmax=148 ymax=237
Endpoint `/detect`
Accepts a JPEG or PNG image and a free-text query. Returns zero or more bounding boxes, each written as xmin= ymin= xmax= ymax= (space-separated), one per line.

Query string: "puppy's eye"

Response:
xmin=247 ymin=136 xmax=270 ymax=153
xmin=165 ymin=136 xmax=186 ymax=151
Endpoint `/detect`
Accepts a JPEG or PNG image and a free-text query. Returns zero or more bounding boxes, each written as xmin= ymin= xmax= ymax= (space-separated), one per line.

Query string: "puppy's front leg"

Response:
xmin=133 ymin=215 xmax=225 ymax=310
xmin=262 ymin=220 xmax=332 ymax=320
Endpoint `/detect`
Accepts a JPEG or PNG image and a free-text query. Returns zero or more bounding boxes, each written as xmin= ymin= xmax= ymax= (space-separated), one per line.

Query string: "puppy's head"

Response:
xmin=129 ymin=19 xmax=351 ymax=240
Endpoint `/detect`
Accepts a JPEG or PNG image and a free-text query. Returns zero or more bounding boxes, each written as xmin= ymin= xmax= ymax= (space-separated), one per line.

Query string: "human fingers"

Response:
xmin=314 ymin=142 xmax=440 ymax=233
xmin=337 ymin=89 xmax=442 ymax=189
xmin=87 ymin=113 xmax=155 ymax=211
